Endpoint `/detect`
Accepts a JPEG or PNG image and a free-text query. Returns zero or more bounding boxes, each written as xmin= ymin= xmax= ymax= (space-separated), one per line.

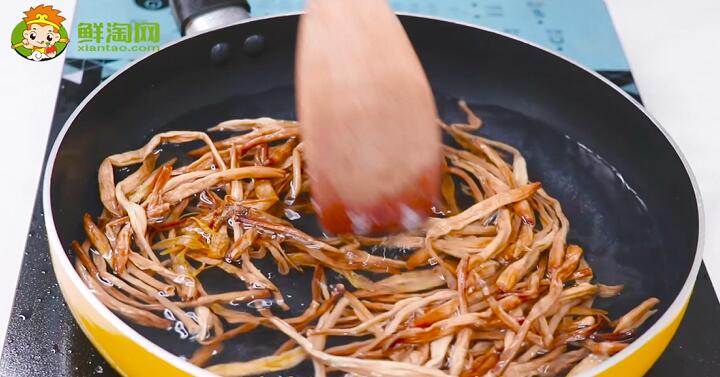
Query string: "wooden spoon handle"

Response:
xmin=296 ymin=0 xmax=441 ymax=234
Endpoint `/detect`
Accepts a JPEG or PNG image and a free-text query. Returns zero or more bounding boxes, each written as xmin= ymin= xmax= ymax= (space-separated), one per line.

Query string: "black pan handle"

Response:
xmin=171 ymin=0 xmax=251 ymax=36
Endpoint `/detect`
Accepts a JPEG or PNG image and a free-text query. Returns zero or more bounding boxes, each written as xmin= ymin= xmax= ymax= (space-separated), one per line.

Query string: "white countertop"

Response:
xmin=0 ymin=0 xmax=718 ymax=351
xmin=0 ymin=0 xmax=78 ymax=350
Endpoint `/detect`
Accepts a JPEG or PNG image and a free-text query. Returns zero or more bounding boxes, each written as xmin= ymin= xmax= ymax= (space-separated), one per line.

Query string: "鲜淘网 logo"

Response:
xmin=10 ymin=4 xmax=69 ymax=62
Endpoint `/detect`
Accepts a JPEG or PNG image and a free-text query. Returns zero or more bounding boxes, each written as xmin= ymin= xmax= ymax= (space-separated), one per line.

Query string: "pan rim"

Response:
xmin=42 ymin=12 xmax=704 ymax=376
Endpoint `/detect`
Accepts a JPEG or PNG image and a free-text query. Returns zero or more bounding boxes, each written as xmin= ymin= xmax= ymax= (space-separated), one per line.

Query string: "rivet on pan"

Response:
xmin=243 ymin=34 xmax=265 ymax=57
xmin=210 ymin=42 xmax=231 ymax=65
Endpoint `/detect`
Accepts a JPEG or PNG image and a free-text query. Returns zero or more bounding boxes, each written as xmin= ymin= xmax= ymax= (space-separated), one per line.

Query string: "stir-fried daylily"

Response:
xmin=73 ymin=102 xmax=658 ymax=376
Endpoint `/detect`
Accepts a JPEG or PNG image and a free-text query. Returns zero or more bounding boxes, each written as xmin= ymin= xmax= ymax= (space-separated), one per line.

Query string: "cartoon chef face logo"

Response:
xmin=10 ymin=4 xmax=70 ymax=61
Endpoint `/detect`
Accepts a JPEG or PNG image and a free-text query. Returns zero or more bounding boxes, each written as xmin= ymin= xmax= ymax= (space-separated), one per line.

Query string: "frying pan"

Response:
xmin=42 ymin=1 xmax=702 ymax=376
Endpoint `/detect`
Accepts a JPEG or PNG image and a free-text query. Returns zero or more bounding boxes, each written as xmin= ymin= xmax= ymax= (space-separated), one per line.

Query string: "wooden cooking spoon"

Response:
xmin=296 ymin=0 xmax=442 ymax=234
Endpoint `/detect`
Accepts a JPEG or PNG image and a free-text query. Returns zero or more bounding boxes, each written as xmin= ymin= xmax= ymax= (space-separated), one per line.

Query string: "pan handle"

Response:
xmin=171 ymin=0 xmax=251 ymax=36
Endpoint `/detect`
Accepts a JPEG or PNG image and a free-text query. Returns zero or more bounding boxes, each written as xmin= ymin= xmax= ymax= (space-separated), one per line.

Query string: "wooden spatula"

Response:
xmin=296 ymin=0 xmax=441 ymax=234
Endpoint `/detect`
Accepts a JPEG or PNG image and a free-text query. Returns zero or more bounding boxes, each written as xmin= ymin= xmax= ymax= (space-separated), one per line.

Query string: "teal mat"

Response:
xmin=67 ymin=0 xmax=629 ymax=73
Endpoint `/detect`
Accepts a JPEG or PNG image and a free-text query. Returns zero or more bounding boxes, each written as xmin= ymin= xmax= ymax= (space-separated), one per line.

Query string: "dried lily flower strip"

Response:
xmin=73 ymin=102 xmax=658 ymax=376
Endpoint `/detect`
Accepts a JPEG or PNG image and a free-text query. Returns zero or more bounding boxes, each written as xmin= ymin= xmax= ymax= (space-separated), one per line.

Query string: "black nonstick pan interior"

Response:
xmin=48 ymin=15 xmax=698 ymax=374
